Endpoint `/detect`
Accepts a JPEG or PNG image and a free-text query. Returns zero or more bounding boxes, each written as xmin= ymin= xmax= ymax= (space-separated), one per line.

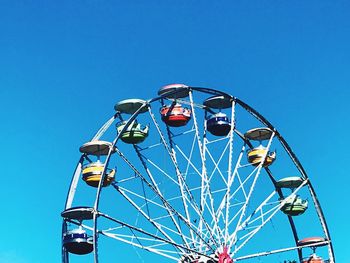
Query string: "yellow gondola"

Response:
xmin=82 ymin=161 xmax=115 ymax=187
xmin=247 ymin=145 xmax=276 ymax=167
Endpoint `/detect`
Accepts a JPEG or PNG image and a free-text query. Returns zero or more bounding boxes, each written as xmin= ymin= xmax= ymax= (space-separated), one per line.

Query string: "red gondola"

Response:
xmin=160 ymin=104 xmax=191 ymax=127
xmin=302 ymin=254 xmax=324 ymax=263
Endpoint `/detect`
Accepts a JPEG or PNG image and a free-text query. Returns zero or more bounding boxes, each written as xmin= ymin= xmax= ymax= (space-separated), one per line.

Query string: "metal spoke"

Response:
xmin=62 ymin=87 xmax=335 ymax=263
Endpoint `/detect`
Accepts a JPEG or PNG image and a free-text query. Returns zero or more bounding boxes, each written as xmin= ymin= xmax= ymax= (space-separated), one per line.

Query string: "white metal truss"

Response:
xmin=62 ymin=87 xmax=335 ymax=263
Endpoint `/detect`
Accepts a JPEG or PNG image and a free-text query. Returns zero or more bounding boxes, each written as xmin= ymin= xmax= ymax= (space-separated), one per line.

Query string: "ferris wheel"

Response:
xmin=61 ymin=84 xmax=335 ymax=263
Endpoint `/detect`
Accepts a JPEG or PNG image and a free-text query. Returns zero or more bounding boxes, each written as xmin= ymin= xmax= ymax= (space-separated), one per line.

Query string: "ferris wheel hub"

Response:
xmin=179 ymin=247 xmax=233 ymax=263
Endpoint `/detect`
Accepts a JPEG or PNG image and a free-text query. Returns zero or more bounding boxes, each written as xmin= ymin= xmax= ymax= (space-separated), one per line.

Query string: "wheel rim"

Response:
xmin=62 ymin=86 xmax=335 ymax=263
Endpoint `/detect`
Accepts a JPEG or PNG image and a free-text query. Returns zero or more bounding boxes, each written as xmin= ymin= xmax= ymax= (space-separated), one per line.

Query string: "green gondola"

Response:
xmin=117 ymin=120 xmax=149 ymax=144
xmin=281 ymin=195 xmax=308 ymax=216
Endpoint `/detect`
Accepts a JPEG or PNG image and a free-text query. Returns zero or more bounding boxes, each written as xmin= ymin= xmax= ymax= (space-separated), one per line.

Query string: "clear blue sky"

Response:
xmin=0 ymin=1 xmax=348 ymax=262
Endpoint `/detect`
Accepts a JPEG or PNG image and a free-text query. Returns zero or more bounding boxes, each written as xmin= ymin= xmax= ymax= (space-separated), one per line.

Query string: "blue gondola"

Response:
xmin=206 ymin=112 xmax=232 ymax=136
xmin=63 ymin=228 xmax=93 ymax=255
